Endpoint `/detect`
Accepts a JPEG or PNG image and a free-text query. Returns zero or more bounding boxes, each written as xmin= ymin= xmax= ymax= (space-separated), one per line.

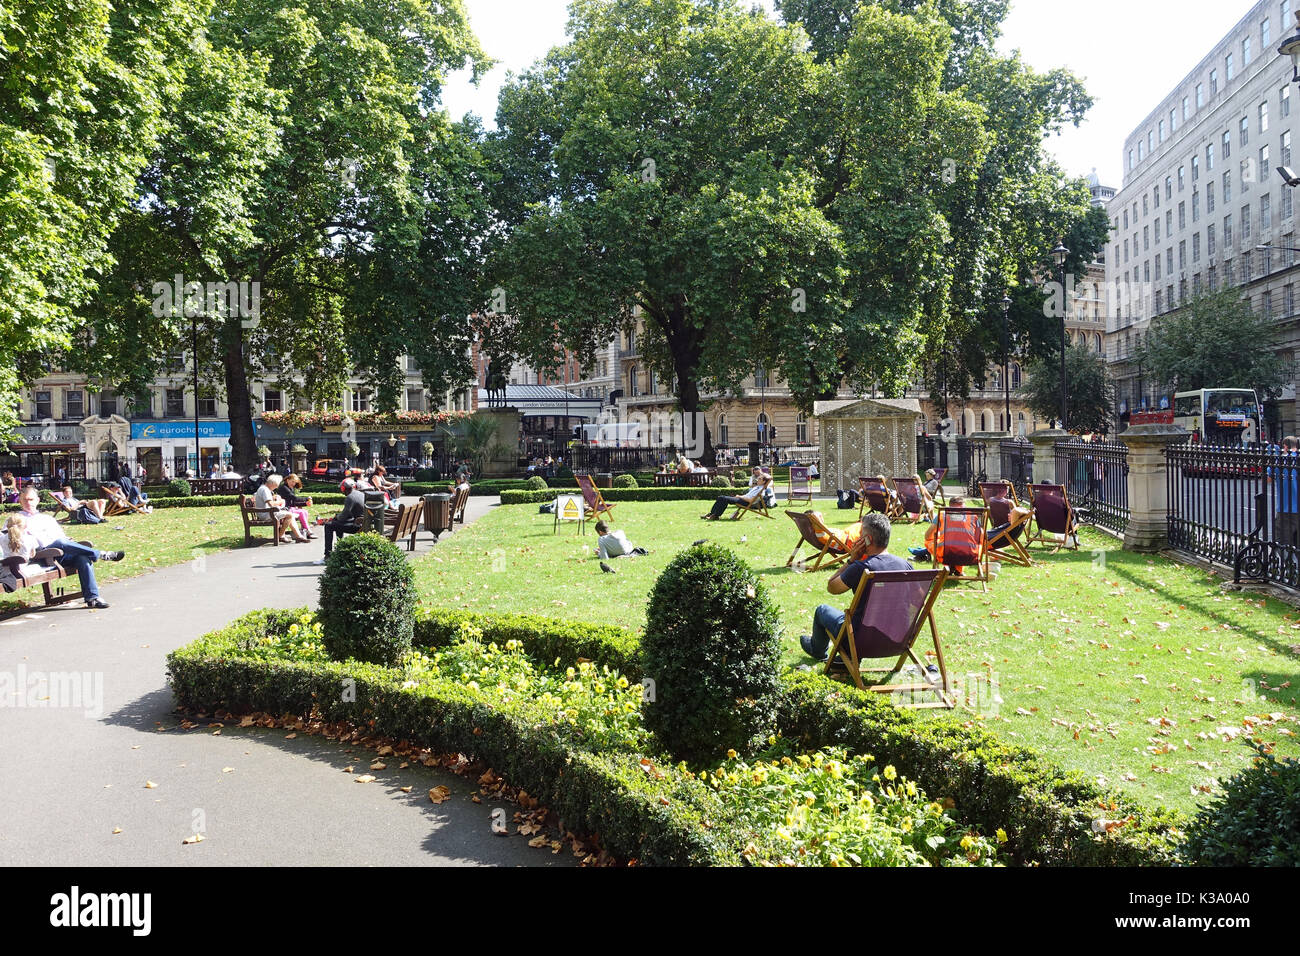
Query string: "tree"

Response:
xmin=1019 ymin=341 xmax=1114 ymax=435
xmin=0 ymin=0 xmax=206 ymax=436
xmin=487 ymin=0 xmax=984 ymax=459
xmin=1134 ymin=289 xmax=1289 ymax=400
xmin=777 ymin=0 xmax=1110 ymax=408
xmin=71 ymin=0 xmax=491 ymax=470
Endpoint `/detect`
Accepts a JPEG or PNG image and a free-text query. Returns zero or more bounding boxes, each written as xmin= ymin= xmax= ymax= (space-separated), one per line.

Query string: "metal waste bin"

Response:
xmin=362 ymin=491 xmax=388 ymax=533
xmin=423 ymin=493 xmax=452 ymax=540
xmin=594 ymin=472 xmax=613 ymax=489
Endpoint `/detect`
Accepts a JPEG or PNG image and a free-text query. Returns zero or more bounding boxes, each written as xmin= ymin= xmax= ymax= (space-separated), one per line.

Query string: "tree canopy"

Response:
xmin=1134 ymin=289 xmax=1290 ymax=401
xmin=1019 ymin=341 xmax=1114 ymax=435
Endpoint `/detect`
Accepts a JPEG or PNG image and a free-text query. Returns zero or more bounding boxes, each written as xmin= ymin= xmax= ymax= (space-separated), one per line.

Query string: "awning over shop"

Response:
xmin=476 ymin=384 xmax=602 ymax=420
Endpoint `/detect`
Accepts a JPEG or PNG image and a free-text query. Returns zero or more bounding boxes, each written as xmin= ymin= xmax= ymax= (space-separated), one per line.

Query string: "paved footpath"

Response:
xmin=0 ymin=496 xmax=574 ymax=867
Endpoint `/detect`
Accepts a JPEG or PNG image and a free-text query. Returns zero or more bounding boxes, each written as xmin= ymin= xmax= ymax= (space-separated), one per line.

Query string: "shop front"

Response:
xmin=129 ymin=420 xmax=235 ymax=480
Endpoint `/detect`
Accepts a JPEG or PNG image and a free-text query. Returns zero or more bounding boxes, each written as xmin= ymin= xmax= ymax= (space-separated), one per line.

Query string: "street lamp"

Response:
xmin=1053 ymin=240 xmax=1069 ymax=431
xmin=1000 ymin=293 xmax=1012 ymax=432
xmin=1278 ymin=11 xmax=1300 ymax=83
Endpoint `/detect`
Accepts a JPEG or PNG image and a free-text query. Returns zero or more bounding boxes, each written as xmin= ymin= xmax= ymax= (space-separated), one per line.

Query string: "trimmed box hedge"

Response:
xmin=405 ymin=607 xmax=1184 ymax=866
xmin=167 ymin=608 xmax=740 ymax=866
xmin=501 ymin=487 xmax=730 ymax=505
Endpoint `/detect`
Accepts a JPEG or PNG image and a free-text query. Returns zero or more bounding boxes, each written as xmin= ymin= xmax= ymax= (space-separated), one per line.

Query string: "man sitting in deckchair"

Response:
xmin=985 ymin=487 xmax=1033 ymax=566
xmin=701 ymin=467 xmax=773 ymax=520
xmin=798 ymin=512 xmax=912 ymax=663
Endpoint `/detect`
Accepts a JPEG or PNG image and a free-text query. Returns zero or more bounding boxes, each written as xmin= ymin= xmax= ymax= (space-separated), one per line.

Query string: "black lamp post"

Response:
xmin=1052 ymin=240 xmax=1069 ymax=431
xmin=1000 ymin=293 xmax=1012 ymax=432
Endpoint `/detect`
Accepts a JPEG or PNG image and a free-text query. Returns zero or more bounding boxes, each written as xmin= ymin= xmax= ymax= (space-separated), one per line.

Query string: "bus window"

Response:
xmin=1174 ymin=393 xmax=1202 ymax=417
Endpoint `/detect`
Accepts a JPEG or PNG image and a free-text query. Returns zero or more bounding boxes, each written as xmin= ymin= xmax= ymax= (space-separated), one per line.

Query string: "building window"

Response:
xmin=1224 ymin=170 xmax=1232 ymax=203
xmin=1192 ymin=155 xmax=1200 ymax=181
xmin=1223 ymin=129 xmax=1232 ymax=161
xmin=1155 ymin=218 xmax=1161 ymax=243
xmin=1225 ymin=214 xmax=1234 ymax=247
xmin=1128 ymin=149 xmax=1134 ymax=171
xmin=1182 ymin=95 xmax=1190 ymax=121
xmin=130 ymin=390 xmax=151 ymax=417
xmin=1286 ymin=283 xmax=1295 ymax=316
xmin=1159 ymin=118 xmax=1166 ymax=142
xmin=1143 ymin=194 xmax=1149 ymax=216
xmin=1284 ymin=186 xmax=1294 ymax=221
xmin=1241 ymin=115 xmax=1250 ymax=146
xmin=1167 ymin=247 xmax=1174 ymax=274
xmin=756 ymin=412 xmax=770 ymax=444
xmin=1154 ymin=185 xmax=1161 ymax=209
xmin=1242 ymin=204 xmax=1252 ymax=240
xmin=1193 ymin=190 xmax=1200 ymax=222
xmin=1155 ymin=252 xmax=1162 ymax=279
xmin=351 ymin=389 xmax=371 ymax=413
xmin=1208 ymin=222 xmax=1216 ymax=257
xmin=99 ymin=391 xmax=117 ymax=417
xmin=166 ymin=388 xmax=185 ymax=417
xmin=1207 ymin=180 xmax=1216 ymax=213
xmin=1179 ymin=201 xmax=1186 ymax=230
xmin=1123 ymin=208 xmax=1129 ymax=229
xmin=1227 ymin=52 xmax=1235 ymax=81
xmin=166 ymin=354 xmax=185 ymax=373
xmin=1244 ymin=35 xmax=1252 ymax=68
xmin=1155 ymin=289 xmax=1163 ymax=312
xmin=1264 ymin=16 xmax=1272 ymax=49
xmin=405 ymin=355 xmax=420 ymax=372
xmin=197 ymin=391 xmax=217 ymax=418
xmin=627 ymin=365 xmax=638 ymax=398
xmin=1193 ymin=233 xmax=1201 ymax=262
xmin=1137 ymin=141 xmax=1144 ymax=163
xmin=1143 ymin=225 xmax=1150 ymax=250
xmin=1165 ymin=175 xmax=1173 ymax=199
xmin=34 ymin=390 xmax=52 ymax=420
xmin=1261 ymin=101 xmax=1271 ymax=136
xmin=1210 ymin=68 xmax=1219 ymax=97
xmin=795 ymin=412 xmax=808 ymax=445
xmin=65 ymin=390 xmax=83 ymax=420
xmin=1262 ymin=193 xmax=1273 ymax=231
xmin=1283 ymin=84 xmax=1292 ymax=119
xmin=1196 ymin=83 xmax=1204 ymax=109
xmin=1179 ymin=240 xmax=1187 ymax=269
xmin=717 ymin=414 xmax=728 ymax=447
xmin=406 ymin=388 xmax=425 ymax=412
xmin=263 ymin=388 xmax=282 ymax=412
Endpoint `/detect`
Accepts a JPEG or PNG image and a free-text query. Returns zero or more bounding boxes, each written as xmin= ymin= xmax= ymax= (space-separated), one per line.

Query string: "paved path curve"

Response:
xmin=0 ymin=496 xmax=574 ymax=867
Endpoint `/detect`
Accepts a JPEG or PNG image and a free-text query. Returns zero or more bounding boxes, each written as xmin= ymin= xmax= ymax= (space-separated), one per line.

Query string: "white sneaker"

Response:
xmin=314 ymin=558 xmax=326 ymax=565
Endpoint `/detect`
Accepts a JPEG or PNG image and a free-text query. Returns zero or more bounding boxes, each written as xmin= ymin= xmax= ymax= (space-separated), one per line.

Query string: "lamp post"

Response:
xmin=1000 ymin=293 xmax=1012 ymax=432
xmin=1052 ymin=240 xmax=1069 ymax=431
xmin=1279 ymin=11 xmax=1300 ymax=82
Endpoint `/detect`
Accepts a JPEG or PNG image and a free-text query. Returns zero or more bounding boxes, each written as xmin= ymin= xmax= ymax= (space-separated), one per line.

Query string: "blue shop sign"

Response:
xmin=131 ymin=421 xmax=234 ymax=441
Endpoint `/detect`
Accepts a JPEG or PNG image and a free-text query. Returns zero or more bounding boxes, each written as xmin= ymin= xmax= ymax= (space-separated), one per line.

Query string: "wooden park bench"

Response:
xmin=0 ymin=545 xmax=88 ymax=608
xmin=239 ymin=494 xmax=283 ymax=546
xmin=386 ymin=502 xmax=422 ymax=552
xmin=189 ymin=478 xmax=244 ymax=495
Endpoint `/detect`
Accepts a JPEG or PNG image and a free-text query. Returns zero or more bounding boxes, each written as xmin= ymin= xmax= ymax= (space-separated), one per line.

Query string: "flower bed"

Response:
xmin=168 ymin=608 xmax=1010 ymax=866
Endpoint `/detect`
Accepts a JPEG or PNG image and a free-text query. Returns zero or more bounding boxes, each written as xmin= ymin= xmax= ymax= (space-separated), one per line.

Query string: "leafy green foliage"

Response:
xmin=710 ymin=474 xmax=732 ymax=488
xmin=167 ymin=478 xmax=192 ymax=498
xmin=318 ymin=533 xmax=416 ymax=666
xmin=703 ymin=746 xmax=1001 ymax=866
xmin=612 ymin=474 xmax=638 ymax=489
xmin=1019 ymin=341 xmax=1115 ymax=434
xmin=1135 ymin=288 xmax=1290 ymax=400
xmin=524 ymin=475 xmax=548 ymax=490
xmin=642 ymin=545 xmax=783 ymax=764
xmin=1184 ymin=743 xmax=1300 ymax=866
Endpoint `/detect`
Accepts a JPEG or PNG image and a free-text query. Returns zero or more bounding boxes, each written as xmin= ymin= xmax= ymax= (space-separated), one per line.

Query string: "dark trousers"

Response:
xmin=1276 ymin=512 xmax=1299 ymax=547
xmin=709 ymin=495 xmax=747 ymax=518
xmin=51 ymin=539 xmax=101 ymax=601
xmin=323 ymin=520 xmax=353 ymax=557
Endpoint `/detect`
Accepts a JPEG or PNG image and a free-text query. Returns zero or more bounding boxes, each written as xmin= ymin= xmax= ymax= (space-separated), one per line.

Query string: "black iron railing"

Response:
xmin=999 ymin=439 xmax=1033 ymax=501
xmin=1054 ymin=439 xmax=1129 ymax=536
xmin=1166 ymin=442 xmax=1300 ymax=589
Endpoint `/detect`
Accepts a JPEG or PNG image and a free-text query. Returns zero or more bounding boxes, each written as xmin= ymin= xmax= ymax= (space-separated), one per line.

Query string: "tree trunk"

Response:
xmin=221 ymin=323 xmax=258 ymax=473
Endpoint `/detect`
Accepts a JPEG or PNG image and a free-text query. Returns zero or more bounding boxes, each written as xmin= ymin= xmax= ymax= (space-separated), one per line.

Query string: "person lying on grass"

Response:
xmin=800 ymin=512 xmax=911 ymax=664
xmin=593 ymin=520 xmax=648 ymax=561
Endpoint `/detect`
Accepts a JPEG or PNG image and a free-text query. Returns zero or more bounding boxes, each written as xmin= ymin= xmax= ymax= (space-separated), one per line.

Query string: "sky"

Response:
xmin=440 ymin=0 xmax=1271 ymax=189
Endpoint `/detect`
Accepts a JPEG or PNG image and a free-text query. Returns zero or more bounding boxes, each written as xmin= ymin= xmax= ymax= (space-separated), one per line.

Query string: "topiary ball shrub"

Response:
xmin=641 ymin=544 xmax=782 ymax=765
xmin=613 ymin=473 xmax=638 ymax=489
xmin=167 ymin=478 xmax=192 ymax=497
xmin=1183 ymin=742 xmax=1300 ymax=866
xmin=318 ymin=533 xmax=416 ymax=666
xmin=556 ymin=465 xmax=574 ymax=483
xmin=709 ymin=474 xmax=731 ymax=488
xmin=525 ymin=474 xmax=548 ymax=490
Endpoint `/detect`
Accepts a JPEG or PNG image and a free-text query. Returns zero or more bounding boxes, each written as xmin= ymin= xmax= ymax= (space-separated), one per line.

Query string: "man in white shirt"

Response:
xmin=594 ymin=520 xmax=648 ymax=561
xmin=16 ymin=486 xmax=124 ymax=608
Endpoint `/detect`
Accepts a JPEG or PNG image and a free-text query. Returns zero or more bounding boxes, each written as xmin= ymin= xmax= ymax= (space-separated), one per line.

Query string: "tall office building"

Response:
xmin=1108 ymin=0 xmax=1300 ymax=435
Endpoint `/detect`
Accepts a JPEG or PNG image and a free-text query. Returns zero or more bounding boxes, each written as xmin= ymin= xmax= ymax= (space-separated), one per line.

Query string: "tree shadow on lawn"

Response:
xmin=1046 ymin=542 xmax=1300 ymax=666
xmin=102 ymin=688 xmax=575 ymax=867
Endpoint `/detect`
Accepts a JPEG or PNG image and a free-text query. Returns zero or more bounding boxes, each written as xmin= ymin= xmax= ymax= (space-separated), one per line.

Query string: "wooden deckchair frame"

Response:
xmin=1026 ymin=483 xmax=1080 ymax=552
xmin=932 ymin=506 xmax=990 ymax=591
xmin=101 ymin=484 xmax=150 ymax=516
xmin=930 ymin=467 xmax=949 ymax=505
xmin=987 ymin=506 xmax=1034 ymax=568
xmin=825 ymin=568 xmax=953 ymax=707
xmin=786 ymin=465 xmax=813 ymax=507
xmin=857 ymin=475 xmax=902 ymax=521
xmin=575 ymin=474 xmax=617 ymax=522
xmin=892 ymin=474 xmax=936 ymax=524
xmin=784 ymin=510 xmax=851 ymax=572
xmin=979 ymin=480 xmax=1020 ymax=508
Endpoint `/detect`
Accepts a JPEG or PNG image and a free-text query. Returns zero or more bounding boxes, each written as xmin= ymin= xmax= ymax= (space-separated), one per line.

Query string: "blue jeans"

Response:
xmin=806 ymin=604 xmax=845 ymax=660
xmin=50 ymin=539 xmax=102 ymax=601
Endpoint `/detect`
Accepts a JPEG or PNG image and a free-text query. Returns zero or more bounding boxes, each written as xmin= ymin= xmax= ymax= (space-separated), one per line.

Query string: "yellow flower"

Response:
xmin=883 ymin=765 xmax=897 ymax=781
xmin=768 ymin=734 xmax=777 ymax=746
xmin=960 ymin=835 xmax=974 ymax=851
xmin=727 ymin=749 xmax=738 ymax=760
xmin=996 ymin=829 xmax=1008 ymax=844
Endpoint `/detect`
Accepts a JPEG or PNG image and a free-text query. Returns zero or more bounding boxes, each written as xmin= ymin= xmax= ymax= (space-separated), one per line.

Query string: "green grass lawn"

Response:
xmin=412 ymin=497 xmax=1300 ymax=814
xmin=0 ymin=507 xmax=250 ymax=610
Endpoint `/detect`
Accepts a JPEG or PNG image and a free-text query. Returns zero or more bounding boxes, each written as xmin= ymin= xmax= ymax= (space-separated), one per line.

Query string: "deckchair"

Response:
xmin=986 ymin=504 xmax=1034 ymax=568
xmin=892 ymin=474 xmax=936 ymax=524
xmin=930 ymin=467 xmax=949 ymax=505
xmin=1026 ymin=483 xmax=1080 ymax=552
xmin=824 ymin=568 xmax=954 ymax=707
xmin=101 ymin=483 xmax=150 ymax=516
xmin=932 ymin=506 xmax=990 ymax=591
xmin=784 ymin=511 xmax=852 ymax=572
xmin=979 ymin=480 xmax=1020 ymax=509
xmin=730 ymin=479 xmax=775 ymax=520
xmin=575 ymin=474 xmax=617 ymax=522
xmin=858 ymin=475 xmax=902 ymax=520
xmin=50 ymin=490 xmax=76 ymax=523
xmin=786 ymin=465 xmax=813 ymax=506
